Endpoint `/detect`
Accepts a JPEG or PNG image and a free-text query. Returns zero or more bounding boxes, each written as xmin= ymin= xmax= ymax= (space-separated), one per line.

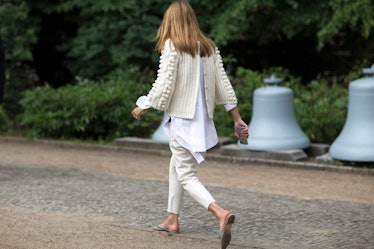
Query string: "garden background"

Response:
xmin=0 ymin=0 xmax=373 ymax=144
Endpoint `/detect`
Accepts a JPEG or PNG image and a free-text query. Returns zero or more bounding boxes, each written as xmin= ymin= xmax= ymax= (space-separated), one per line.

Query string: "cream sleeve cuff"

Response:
xmin=224 ymin=103 xmax=237 ymax=112
xmin=136 ymin=96 xmax=152 ymax=109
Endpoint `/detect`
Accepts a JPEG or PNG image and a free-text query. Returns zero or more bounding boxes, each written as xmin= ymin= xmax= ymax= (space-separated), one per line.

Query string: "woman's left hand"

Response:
xmin=234 ymin=120 xmax=249 ymax=139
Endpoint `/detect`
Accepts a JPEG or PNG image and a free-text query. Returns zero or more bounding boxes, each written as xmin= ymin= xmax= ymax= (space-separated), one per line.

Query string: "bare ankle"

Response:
xmin=162 ymin=213 xmax=179 ymax=229
xmin=208 ymin=203 xmax=230 ymax=229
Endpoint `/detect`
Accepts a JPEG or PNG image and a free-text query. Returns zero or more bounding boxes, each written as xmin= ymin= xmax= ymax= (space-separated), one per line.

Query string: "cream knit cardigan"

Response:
xmin=147 ymin=39 xmax=237 ymax=119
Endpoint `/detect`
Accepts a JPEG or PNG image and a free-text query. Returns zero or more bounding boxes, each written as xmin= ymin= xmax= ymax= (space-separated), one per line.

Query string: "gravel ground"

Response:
xmin=0 ymin=138 xmax=373 ymax=249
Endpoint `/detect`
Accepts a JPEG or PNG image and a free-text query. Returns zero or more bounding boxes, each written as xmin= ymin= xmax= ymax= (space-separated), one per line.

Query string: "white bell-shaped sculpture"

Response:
xmin=329 ymin=65 xmax=374 ymax=162
xmin=151 ymin=112 xmax=169 ymax=143
xmin=239 ymin=75 xmax=310 ymax=151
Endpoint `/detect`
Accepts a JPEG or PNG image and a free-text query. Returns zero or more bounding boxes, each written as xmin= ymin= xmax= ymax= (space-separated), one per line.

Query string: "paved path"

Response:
xmin=0 ymin=138 xmax=373 ymax=249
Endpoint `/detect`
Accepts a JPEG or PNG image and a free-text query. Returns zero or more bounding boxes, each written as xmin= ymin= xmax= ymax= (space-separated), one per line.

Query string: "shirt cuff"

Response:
xmin=224 ymin=103 xmax=237 ymax=112
xmin=136 ymin=96 xmax=152 ymax=109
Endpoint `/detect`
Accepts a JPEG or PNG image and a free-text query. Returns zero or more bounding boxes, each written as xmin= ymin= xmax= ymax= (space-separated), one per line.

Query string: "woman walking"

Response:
xmin=131 ymin=1 xmax=248 ymax=248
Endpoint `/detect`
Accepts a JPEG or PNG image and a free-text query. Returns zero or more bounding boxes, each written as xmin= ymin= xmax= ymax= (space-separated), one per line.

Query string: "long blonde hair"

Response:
xmin=154 ymin=0 xmax=215 ymax=57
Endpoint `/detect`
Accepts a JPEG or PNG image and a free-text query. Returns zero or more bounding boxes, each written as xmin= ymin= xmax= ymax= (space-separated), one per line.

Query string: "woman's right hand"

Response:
xmin=131 ymin=107 xmax=147 ymax=120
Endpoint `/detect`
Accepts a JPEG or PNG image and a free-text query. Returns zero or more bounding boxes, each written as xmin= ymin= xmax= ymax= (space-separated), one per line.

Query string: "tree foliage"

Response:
xmin=204 ymin=0 xmax=373 ymax=47
xmin=30 ymin=0 xmax=168 ymax=79
xmin=2 ymin=0 xmax=371 ymax=84
xmin=0 ymin=0 xmax=39 ymax=116
xmin=204 ymin=0 xmax=373 ymax=79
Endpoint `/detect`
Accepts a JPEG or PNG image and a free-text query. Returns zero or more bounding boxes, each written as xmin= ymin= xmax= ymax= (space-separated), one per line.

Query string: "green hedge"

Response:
xmin=18 ymin=67 xmax=349 ymax=144
xmin=18 ymin=69 xmax=163 ymax=141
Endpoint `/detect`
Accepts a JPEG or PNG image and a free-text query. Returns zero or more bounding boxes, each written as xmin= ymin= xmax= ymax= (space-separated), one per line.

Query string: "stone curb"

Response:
xmin=1 ymin=136 xmax=373 ymax=176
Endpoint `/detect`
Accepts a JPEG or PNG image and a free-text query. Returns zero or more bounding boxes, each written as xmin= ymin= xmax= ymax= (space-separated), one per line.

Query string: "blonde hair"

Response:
xmin=154 ymin=0 xmax=215 ymax=57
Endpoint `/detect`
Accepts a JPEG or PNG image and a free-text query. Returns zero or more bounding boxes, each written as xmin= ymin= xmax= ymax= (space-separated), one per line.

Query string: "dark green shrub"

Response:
xmin=294 ymin=80 xmax=348 ymax=144
xmin=19 ymin=70 xmax=163 ymax=141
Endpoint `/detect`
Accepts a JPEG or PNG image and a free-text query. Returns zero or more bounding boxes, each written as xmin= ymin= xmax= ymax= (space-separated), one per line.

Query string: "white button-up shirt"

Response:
xmin=137 ymin=58 xmax=236 ymax=163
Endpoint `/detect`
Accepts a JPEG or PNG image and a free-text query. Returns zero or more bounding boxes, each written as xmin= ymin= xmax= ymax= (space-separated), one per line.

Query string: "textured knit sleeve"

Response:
xmin=214 ymin=47 xmax=237 ymax=105
xmin=147 ymin=40 xmax=178 ymax=111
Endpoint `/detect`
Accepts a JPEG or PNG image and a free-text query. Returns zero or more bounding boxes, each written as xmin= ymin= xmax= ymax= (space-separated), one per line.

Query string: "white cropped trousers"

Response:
xmin=167 ymin=127 xmax=216 ymax=214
